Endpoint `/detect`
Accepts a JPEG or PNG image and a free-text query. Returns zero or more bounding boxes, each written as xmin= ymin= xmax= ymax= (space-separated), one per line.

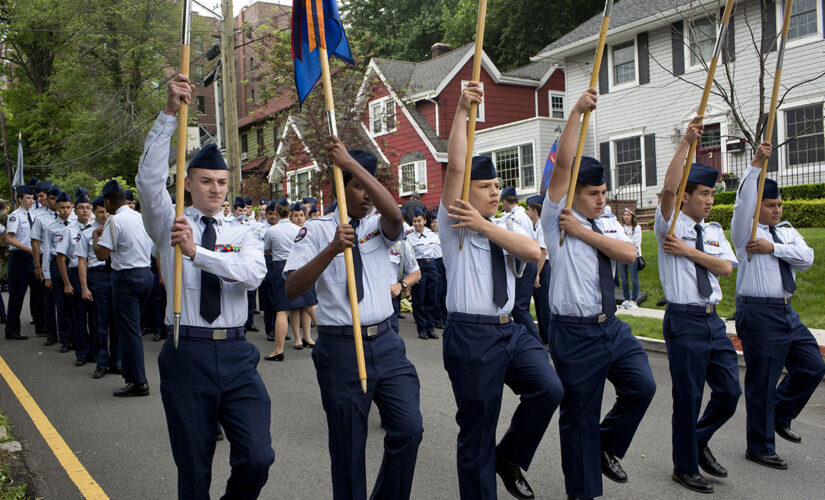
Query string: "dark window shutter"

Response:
xmin=762 ymin=0 xmax=777 ymax=53
xmin=723 ymin=10 xmax=736 ymax=63
xmin=671 ymin=21 xmax=685 ymax=75
xmin=762 ymin=113 xmax=779 ymax=172
xmin=638 ymin=32 xmax=650 ymax=84
xmin=598 ymin=48 xmax=609 ymax=94
xmin=644 ymin=134 xmax=657 ymax=186
xmin=600 ymin=141 xmax=612 ymax=190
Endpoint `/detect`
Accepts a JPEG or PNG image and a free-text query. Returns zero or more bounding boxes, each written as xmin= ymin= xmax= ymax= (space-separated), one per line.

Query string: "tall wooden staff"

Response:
xmin=748 ymin=0 xmax=794 ymax=260
xmin=667 ymin=0 xmax=736 ymax=235
xmin=458 ymin=0 xmax=488 ymax=250
xmin=560 ymin=0 xmax=613 ymax=245
xmin=173 ymin=0 xmax=192 ymax=348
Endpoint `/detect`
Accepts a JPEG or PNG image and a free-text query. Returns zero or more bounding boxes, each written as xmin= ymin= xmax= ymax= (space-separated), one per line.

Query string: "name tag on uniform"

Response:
xmin=359 ymin=229 xmax=380 ymax=244
xmin=214 ymin=244 xmax=241 ymax=253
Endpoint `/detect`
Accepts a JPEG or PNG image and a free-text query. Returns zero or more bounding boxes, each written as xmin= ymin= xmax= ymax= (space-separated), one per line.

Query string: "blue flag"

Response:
xmin=539 ymin=140 xmax=558 ymax=197
xmin=291 ymin=0 xmax=354 ymax=109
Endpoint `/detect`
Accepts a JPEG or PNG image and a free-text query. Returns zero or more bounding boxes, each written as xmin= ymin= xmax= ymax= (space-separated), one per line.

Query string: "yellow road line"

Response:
xmin=0 ymin=353 xmax=108 ymax=499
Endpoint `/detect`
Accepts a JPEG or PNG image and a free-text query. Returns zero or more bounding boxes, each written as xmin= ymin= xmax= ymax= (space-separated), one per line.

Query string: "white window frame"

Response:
xmin=609 ymin=130 xmax=646 ymax=189
xmin=478 ymin=140 xmax=537 ymax=193
xmin=398 ymin=160 xmax=428 ymax=197
xmin=461 ymin=81 xmax=485 ymax=122
xmin=607 ymin=38 xmax=639 ymax=91
xmin=683 ymin=15 xmax=718 ymax=72
xmin=780 ymin=0 xmax=824 ymax=48
xmin=368 ymin=97 xmax=397 ymax=137
xmin=286 ymin=165 xmax=316 ymax=201
xmin=549 ymin=92 xmax=565 ymax=119
xmin=777 ymin=98 xmax=825 ymax=173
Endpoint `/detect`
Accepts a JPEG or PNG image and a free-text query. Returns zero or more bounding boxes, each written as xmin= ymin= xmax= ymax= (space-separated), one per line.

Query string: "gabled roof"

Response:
xmin=534 ymin=0 xmax=704 ymax=60
xmin=372 ymin=44 xmax=475 ymax=96
xmin=238 ymin=92 xmax=295 ymax=128
xmin=501 ymin=58 xmax=557 ymax=84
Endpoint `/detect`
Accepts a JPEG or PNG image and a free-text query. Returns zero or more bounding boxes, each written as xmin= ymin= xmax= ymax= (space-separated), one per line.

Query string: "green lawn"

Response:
xmin=637 ymin=227 xmax=825 ymax=329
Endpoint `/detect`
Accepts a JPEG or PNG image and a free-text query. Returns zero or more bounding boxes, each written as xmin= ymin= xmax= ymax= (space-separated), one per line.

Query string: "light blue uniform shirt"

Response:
xmin=389 ymin=238 xmax=419 ymax=280
xmin=437 ymin=203 xmax=526 ymax=316
xmin=75 ymin=220 xmax=106 ymax=268
xmin=97 ymin=205 xmax=153 ymax=271
xmin=409 ymin=228 xmax=441 ymax=260
xmin=264 ymin=219 xmax=300 ymax=261
xmin=284 ymin=209 xmax=400 ymax=326
xmin=731 ymin=166 xmax=814 ymax=299
xmin=55 ymin=220 xmax=94 ymax=268
xmin=542 ymin=195 xmax=632 ymax=317
xmin=41 ymin=218 xmax=71 ymax=279
xmin=6 ymin=207 xmax=33 ymax=250
xmin=655 ymin=207 xmax=737 ymax=306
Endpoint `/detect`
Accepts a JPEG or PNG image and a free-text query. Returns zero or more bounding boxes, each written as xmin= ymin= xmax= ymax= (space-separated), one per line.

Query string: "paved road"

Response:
xmin=0 ymin=297 xmax=823 ymax=499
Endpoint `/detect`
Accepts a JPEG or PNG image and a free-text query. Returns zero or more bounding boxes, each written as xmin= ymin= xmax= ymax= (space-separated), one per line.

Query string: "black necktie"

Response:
xmin=199 ymin=217 xmax=221 ymax=323
xmin=27 ymin=212 xmax=33 ymax=227
xmin=769 ymin=226 xmax=796 ymax=294
xmin=490 ymin=239 xmax=508 ymax=308
xmin=63 ymin=220 xmax=68 ymax=227
xmin=694 ymin=224 xmax=712 ymax=298
xmin=588 ymin=219 xmax=617 ymax=316
xmin=349 ymin=218 xmax=365 ymax=303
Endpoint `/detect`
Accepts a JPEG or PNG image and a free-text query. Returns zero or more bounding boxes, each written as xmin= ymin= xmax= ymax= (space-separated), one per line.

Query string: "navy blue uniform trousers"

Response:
xmin=158 ymin=336 xmax=274 ymax=500
xmin=313 ymin=323 xmax=423 ymax=500
xmin=411 ymin=259 xmax=440 ymax=336
xmin=549 ymin=315 xmax=656 ymax=498
xmin=513 ymin=263 xmax=539 ymax=342
xmin=443 ymin=317 xmax=563 ymax=500
xmin=532 ymin=262 xmax=551 ymax=345
xmin=262 ymin=259 xmax=275 ymax=334
xmin=434 ymin=258 xmax=447 ymax=326
xmin=663 ymin=307 xmax=741 ymax=474
xmin=245 ymin=291 xmax=255 ymax=328
xmin=6 ymin=251 xmax=41 ymax=337
xmin=736 ymin=298 xmax=825 ymax=456
xmin=68 ymin=267 xmax=90 ymax=360
xmin=50 ymin=259 xmax=73 ymax=346
xmin=142 ymin=259 xmax=166 ymax=335
xmin=86 ymin=268 xmax=116 ymax=372
xmin=111 ymin=268 xmax=152 ymax=385
xmin=42 ymin=255 xmax=58 ymax=341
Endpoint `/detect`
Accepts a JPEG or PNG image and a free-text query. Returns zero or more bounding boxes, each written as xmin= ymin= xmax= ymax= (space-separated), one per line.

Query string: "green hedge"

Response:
xmin=708 ymin=199 xmax=825 ymax=229
xmin=714 ymin=182 xmax=825 ymax=205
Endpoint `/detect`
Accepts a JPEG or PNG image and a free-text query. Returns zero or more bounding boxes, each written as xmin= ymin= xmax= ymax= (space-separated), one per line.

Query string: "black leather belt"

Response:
xmin=738 ymin=296 xmax=790 ymax=305
xmin=447 ymin=312 xmax=510 ymax=325
xmin=171 ymin=325 xmax=246 ymax=340
xmin=552 ymin=313 xmax=612 ymax=325
xmin=666 ymin=303 xmax=717 ymax=315
xmin=87 ymin=266 xmax=108 ymax=273
xmin=318 ymin=318 xmax=392 ymax=339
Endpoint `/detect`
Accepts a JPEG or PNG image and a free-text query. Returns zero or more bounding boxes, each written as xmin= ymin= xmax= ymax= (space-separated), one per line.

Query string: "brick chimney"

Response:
xmin=431 ymin=42 xmax=453 ymax=59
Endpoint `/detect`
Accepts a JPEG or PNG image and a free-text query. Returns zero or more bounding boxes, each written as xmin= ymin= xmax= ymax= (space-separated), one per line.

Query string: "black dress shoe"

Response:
xmin=216 ymin=430 xmax=224 ymax=441
xmin=265 ymin=332 xmax=275 ymax=342
xmin=107 ymin=366 xmax=122 ymax=375
xmin=264 ymin=352 xmax=284 ymax=361
xmin=418 ymin=334 xmax=428 ymax=340
xmin=75 ymin=359 xmax=86 ymax=367
xmin=434 ymin=323 xmax=445 ymax=329
xmin=294 ymin=344 xmax=304 ymax=350
xmin=776 ymin=425 xmax=801 ymax=443
xmin=495 ymin=456 xmax=534 ymax=499
xmin=746 ymin=452 xmax=788 ymax=469
xmin=152 ymin=333 xmax=163 ymax=342
xmin=5 ymin=334 xmax=28 ymax=340
xmin=672 ymin=471 xmax=713 ymax=494
xmin=698 ymin=444 xmax=727 ymax=478
xmin=59 ymin=344 xmax=69 ymax=353
xmin=44 ymin=338 xmax=57 ymax=346
xmin=601 ymin=451 xmax=627 ymax=483
xmin=113 ymin=383 xmax=150 ymax=397
xmin=427 ymin=332 xmax=439 ymax=339
xmin=245 ymin=324 xmax=260 ymax=332
xmin=304 ymin=342 xmax=315 ymax=348
xmin=397 ymin=314 xmax=406 ymax=319
xmin=92 ymin=369 xmax=105 ymax=379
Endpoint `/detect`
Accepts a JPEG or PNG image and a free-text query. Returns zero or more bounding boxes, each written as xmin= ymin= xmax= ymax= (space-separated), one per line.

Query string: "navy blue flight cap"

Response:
xmin=471 ymin=156 xmax=497 ymax=180
xmin=526 ymin=195 xmax=543 ymax=205
xmin=92 ymin=195 xmax=105 ymax=208
xmin=576 ymin=156 xmax=606 ymax=186
xmin=76 ymin=187 xmax=89 ymax=198
xmin=688 ymin=163 xmax=719 ymax=188
xmin=302 ymin=196 xmax=318 ymax=204
xmin=75 ymin=193 xmax=90 ymax=205
xmin=243 ymin=196 xmax=253 ymax=207
xmin=188 ymin=143 xmax=228 ymax=171
xmin=266 ymin=201 xmax=278 ymax=212
xmin=500 ymin=186 xmax=517 ymax=197
xmin=124 ymin=190 xmax=135 ymax=201
xmin=259 ymin=198 xmax=268 ymax=205
xmin=324 ymin=200 xmax=338 ymax=215
xmin=48 ymin=185 xmax=61 ymax=197
xmin=101 ymin=179 xmax=123 ymax=197
xmin=233 ymin=196 xmax=245 ymax=208
xmin=56 ymin=191 xmax=71 ymax=203
xmin=345 ymin=150 xmax=377 ymax=176
xmin=308 ymin=204 xmax=319 ymax=215
xmin=763 ymin=178 xmax=780 ymax=199
xmin=16 ymin=185 xmax=34 ymax=196
xmin=412 ymin=207 xmax=427 ymax=218
xmin=400 ymin=207 xmax=407 ymax=216
xmin=290 ymin=202 xmax=304 ymax=212
xmin=276 ymin=196 xmax=289 ymax=206
xmin=27 ymin=177 xmax=38 ymax=186
xmin=34 ymin=181 xmax=51 ymax=193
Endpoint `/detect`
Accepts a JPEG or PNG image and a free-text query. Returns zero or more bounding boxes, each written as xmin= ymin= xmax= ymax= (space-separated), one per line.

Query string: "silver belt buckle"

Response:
xmin=598 ymin=314 xmax=607 ymax=323
xmin=212 ymin=329 xmax=227 ymax=340
xmin=365 ymin=325 xmax=378 ymax=337
xmin=705 ymin=305 xmax=714 ymax=314
xmin=498 ymin=314 xmax=509 ymax=324
xmin=784 ymin=297 xmax=790 ymax=305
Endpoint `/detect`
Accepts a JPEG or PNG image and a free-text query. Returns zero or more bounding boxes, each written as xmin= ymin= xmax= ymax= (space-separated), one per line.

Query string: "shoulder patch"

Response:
xmin=294 ymin=227 xmax=307 ymax=243
xmin=8 ymin=216 xmax=15 ymax=223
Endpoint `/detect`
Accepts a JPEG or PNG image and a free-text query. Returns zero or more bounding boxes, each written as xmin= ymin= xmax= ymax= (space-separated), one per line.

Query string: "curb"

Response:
xmin=635 ymin=336 xmax=748 ymax=368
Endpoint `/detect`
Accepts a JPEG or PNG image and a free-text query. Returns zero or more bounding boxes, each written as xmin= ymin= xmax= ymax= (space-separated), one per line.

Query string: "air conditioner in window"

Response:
xmin=241 ymin=152 xmax=248 ymax=161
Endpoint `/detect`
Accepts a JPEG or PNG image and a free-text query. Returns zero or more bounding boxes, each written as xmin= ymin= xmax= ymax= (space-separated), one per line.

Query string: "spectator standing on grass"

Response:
xmin=618 ymin=208 xmax=642 ymax=309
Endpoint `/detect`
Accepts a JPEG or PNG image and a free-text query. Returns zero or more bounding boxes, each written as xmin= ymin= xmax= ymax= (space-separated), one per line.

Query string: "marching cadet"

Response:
xmin=257 ymin=199 xmax=268 ymax=223
xmin=409 ymin=206 xmax=441 ymax=339
xmin=232 ymin=197 xmax=247 ymax=221
xmin=78 ymin=195 xmax=117 ymax=379
xmin=262 ymin=199 xmax=295 ymax=351
xmin=221 ymin=198 xmax=232 ymax=220
xmin=731 ymin=143 xmax=825 ymax=470
xmin=542 ymin=89 xmax=656 ymax=500
xmin=656 ymin=116 xmax=741 ymax=493
xmin=388 ymin=231 xmax=420 ymax=333
xmin=4 ymin=185 xmax=36 ymax=340
xmin=42 ymin=191 xmax=75 ymax=353
xmin=429 ymin=208 xmax=448 ymax=329
xmin=284 ymin=139 xmax=423 ymax=500
xmin=258 ymin=200 xmax=280 ymax=342
xmin=500 ymin=186 xmax=540 ymax=341
xmin=137 ymin=75 xmax=273 ymax=499
xmin=302 ymin=196 xmax=318 ymax=213
xmin=526 ymin=194 xmax=550 ymax=347
xmin=31 ymin=184 xmax=62 ymax=343
xmin=308 ymin=204 xmax=321 ymax=219
xmin=55 ymin=193 xmax=94 ymax=366
xmin=442 ymin=83 xmax=563 ymax=500
xmin=124 ymin=190 xmax=137 ymax=210
xmin=93 ymin=179 xmax=154 ymax=397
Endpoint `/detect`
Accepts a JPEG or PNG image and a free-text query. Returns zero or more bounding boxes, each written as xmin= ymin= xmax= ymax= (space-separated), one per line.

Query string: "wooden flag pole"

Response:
xmin=319 ymin=46 xmax=368 ymax=394
xmin=748 ymin=0 xmax=794 ymax=261
xmin=173 ymin=0 xmax=192 ymax=349
xmin=458 ymin=0 xmax=488 ymax=250
xmin=560 ymin=0 xmax=613 ymax=245
xmin=667 ymin=0 xmax=736 ymax=235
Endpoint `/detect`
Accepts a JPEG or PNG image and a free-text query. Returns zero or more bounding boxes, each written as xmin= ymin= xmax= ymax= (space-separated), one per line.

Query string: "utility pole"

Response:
xmin=221 ymin=0 xmax=241 ymax=197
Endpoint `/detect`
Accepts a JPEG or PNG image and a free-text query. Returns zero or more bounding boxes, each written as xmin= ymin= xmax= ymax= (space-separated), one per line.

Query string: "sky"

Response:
xmin=192 ymin=0 xmax=291 ymax=19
